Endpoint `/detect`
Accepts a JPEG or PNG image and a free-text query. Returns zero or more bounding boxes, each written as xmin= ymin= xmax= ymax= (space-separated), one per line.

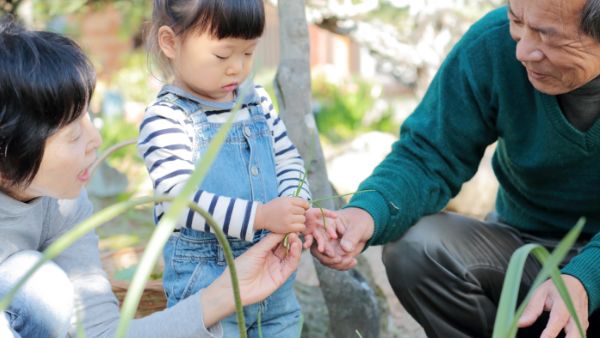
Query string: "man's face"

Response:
xmin=508 ymin=0 xmax=600 ymax=95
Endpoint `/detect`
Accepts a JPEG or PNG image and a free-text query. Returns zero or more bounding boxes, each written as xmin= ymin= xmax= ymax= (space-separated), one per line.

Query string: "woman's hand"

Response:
xmin=200 ymin=233 xmax=302 ymax=327
xmin=231 ymin=233 xmax=302 ymax=304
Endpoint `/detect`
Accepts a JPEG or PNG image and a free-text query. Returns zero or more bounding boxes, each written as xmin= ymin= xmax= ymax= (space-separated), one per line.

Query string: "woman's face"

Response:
xmin=13 ymin=112 xmax=102 ymax=201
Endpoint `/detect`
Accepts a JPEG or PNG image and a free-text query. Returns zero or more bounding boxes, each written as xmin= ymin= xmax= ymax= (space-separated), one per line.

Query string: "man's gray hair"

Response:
xmin=582 ymin=0 xmax=600 ymax=41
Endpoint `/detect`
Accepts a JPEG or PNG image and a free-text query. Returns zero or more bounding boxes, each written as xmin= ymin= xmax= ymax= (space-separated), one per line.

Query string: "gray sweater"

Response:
xmin=0 ymin=189 xmax=222 ymax=338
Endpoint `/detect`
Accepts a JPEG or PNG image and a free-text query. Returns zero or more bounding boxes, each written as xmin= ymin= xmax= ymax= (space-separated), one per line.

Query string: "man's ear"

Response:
xmin=158 ymin=26 xmax=178 ymax=59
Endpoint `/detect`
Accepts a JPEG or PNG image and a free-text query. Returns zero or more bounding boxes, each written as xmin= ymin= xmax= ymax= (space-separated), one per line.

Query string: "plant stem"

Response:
xmin=187 ymin=203 xmax=244 ymax=330
xmin=89 ymin=138 xmax=137 ymax=175
xmin=310 ymin=189 xmax=375 ymax=206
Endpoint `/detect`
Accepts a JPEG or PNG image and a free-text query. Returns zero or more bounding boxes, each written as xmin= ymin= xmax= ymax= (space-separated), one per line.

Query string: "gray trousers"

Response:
xmin=382 ymin=212 xmax=599 ymax=338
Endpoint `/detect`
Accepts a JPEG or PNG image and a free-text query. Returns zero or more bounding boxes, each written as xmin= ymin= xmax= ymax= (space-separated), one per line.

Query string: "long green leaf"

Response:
xmin=530 ymin=249 xmax=586 ymax=338
xmin=493 ymin=243 xmax=540 ymax=337
xmin=297 ymin=313 xmax=304 ymax=338
xmin=492 ymin=218 xmax=586 ymax=338
xmin=514 ymin=218 xmax=587 ymax=337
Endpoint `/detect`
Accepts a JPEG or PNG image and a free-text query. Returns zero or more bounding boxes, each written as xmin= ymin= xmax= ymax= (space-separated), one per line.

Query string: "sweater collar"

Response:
xmin=0 ymin=190 xmax=44 ymax=217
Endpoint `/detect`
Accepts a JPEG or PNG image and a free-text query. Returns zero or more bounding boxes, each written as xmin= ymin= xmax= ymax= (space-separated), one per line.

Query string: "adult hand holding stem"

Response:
xmin=201 ymin=233 xmax=303 ymax=328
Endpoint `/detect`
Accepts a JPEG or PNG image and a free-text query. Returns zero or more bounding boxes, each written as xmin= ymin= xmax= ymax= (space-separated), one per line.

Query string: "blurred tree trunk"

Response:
xmin=274 ymin=1 xmax=380 ymax=337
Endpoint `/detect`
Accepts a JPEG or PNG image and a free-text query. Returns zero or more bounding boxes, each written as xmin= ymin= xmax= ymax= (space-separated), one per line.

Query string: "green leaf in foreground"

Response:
xmin=492 ymin=217 xmax=586 ymax=338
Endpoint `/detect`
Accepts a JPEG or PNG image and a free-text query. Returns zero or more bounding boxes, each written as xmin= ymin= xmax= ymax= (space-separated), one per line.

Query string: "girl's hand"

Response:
xmin=254 ymin=197 xmax=309 ymax=233
xmin=303 ymin=208 xmax=340 ymax=256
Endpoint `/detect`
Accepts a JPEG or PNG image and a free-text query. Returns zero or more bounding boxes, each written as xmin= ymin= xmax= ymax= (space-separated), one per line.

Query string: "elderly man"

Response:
xmin=311 ymin=0 xmax=600 ymax=337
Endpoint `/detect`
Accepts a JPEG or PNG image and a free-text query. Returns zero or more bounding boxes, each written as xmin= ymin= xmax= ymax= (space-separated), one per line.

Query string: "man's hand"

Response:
xmin=310 ymin=207 xmax=374 ymax=270
xmin=518 ymin=274 xmax=589 ymax=338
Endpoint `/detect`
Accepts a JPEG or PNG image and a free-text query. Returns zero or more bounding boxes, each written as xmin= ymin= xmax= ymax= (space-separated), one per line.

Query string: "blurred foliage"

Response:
xmin=114 ymin=264 xmax=162 ymax=282
xmin=112 ymin=50 xmax=159 ymax=104
xmin=26 ymin=0 xmax=150 ymax=36
xmin=312 ymin=75 xmax=397 ymax=143
xmin=98 ymin=117 xmax=139 ymax=161
xmin=255 ymin=70 xmax=398 ymax=144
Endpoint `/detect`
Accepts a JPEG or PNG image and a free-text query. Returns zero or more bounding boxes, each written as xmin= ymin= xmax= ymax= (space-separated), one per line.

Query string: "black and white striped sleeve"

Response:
xmin=137 ymin=103 xmax=258 ymax=241
xmin=255 ymin=86 xmax=311 ymax=201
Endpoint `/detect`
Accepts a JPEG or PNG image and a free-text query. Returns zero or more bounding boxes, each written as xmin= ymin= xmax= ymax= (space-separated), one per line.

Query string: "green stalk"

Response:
xmin=310 ymin=189 xmax=375 ymax=206
xmin=186 ymin=203 xmax=243 ymax=333
xmin=258 ymin=308 xmax=263 ymax=338
xmin=311 ymin=190 xmax=375 ymax=232
xmin=89 ymin=138 xmax=137 ymax=176
xmin=293 ymin=172 xmax=306 ymax=197
xmin=75 ymin=309 xmax=87 ymax=338
xmin=296 ymin=313 xmax=304 ymax=338
xmin=319 ymin=207 xmax=327 ymax=230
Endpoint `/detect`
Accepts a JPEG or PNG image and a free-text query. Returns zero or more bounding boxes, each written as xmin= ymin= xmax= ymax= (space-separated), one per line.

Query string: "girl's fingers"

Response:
xmin=321 ymin=236 xmax=336 ymax=257
xmin=293 ymin=214 xmax=306 ymax=223
xmin=303 ymin=234 xmax=314 ymax=249
xmin=336 ymin=219 xmax=346 ymax=235
xmin=318 ymin=208 xmax=337 ymax=219
xmin=310 ymin=246 xmax=342 ymax=265
xmin=292 ymin=206 xmax=307 ymax=215
xmin=313 ymin=229 xmax=325 ymax=253
xmin=325 ymin=218 xmax=338 ymax=239
xmin=292 ymin=197 xmax=310 ymax=209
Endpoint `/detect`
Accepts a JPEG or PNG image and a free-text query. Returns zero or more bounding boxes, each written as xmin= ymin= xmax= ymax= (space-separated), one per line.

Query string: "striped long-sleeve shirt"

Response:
xmin=138 ymin=85 xmax=311 ymax=242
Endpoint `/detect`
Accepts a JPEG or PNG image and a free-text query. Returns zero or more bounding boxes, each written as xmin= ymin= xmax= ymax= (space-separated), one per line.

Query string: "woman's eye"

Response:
xmin=214 ymin=54 xmax=227 ymax=60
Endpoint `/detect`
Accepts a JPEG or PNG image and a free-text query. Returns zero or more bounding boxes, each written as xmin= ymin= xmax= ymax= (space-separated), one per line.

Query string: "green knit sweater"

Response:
xmin=347 ymin=7 xmax=600 ymax=312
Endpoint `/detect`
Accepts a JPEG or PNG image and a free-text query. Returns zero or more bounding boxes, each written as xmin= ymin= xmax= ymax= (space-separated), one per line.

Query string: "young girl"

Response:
xmin=139 ymin=1 xmax=331 ymax=336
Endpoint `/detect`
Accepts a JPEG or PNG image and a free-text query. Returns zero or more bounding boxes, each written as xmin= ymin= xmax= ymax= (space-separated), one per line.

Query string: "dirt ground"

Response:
xmin=296 ymin=245 xmax=427 ymax=338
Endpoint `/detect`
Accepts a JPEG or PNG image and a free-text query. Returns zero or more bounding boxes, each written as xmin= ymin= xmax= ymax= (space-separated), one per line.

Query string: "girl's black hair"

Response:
xmin=0 ymin=16 xmax=96 ymax=188
xmin=147 ymin=0 xmax=265 ymax=79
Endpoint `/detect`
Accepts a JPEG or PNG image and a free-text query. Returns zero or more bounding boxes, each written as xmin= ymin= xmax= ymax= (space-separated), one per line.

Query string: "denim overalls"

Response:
xmin=159 ymin=86 xmax=301 ymax=338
